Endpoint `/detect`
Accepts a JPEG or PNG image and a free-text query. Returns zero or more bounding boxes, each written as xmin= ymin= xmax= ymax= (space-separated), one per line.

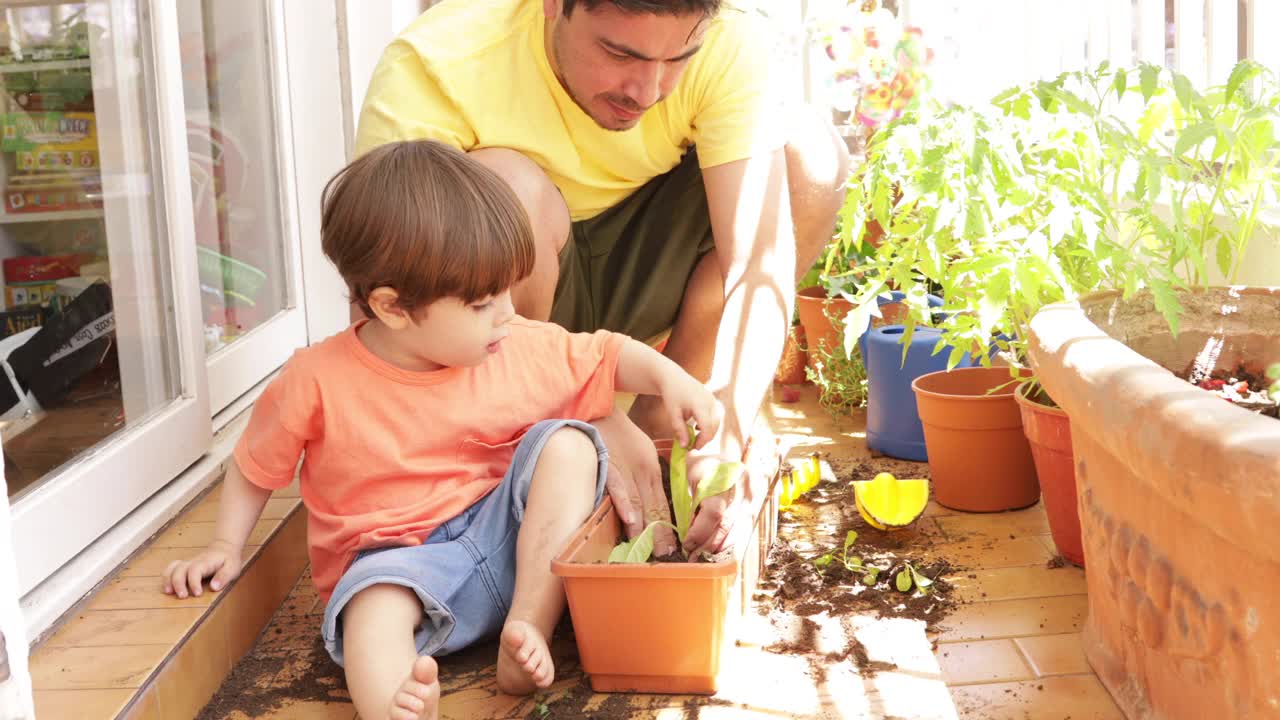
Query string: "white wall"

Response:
xmin=338 ymin=0 xmax=431 ymax=158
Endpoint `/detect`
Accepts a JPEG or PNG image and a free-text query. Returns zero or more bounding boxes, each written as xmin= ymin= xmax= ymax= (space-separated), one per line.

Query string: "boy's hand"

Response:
xmin=162 ymin=540 xmax=243 ymax=599
xmin=657 ymin=372 xmax=722 ymax=449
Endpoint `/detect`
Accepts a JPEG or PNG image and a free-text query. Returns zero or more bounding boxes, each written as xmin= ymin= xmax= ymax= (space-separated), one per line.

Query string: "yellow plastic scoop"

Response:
xmin=852 ymin=472 xmax=929 ymax=531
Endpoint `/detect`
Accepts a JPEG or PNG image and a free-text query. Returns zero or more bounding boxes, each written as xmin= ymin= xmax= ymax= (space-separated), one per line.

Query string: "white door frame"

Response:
xmin=1 ymin=455 xmax=34 ymax=720
xmin=203 ymin=0 xmax=312 ymax=418
xmin=286 ymin=0 xmax=354 ymax=345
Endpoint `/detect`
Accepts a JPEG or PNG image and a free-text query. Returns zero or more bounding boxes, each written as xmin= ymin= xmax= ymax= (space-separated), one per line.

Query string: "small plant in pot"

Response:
xmin=550 ymin=432 xmax=782 ymax=695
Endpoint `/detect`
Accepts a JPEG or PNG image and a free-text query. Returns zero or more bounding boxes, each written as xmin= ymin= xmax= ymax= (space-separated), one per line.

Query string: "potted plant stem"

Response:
xmin=551 ymin=433 xmax=783 ymax=695
xmin=1025 ymin=60 xmax=1280 ymax=718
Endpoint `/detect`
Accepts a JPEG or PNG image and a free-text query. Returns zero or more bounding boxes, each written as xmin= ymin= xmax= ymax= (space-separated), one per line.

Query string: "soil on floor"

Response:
xmin=754 ymin=456 xmax=964 ymax=678
xmin=195 ymin=633 xmax=348 ymax=720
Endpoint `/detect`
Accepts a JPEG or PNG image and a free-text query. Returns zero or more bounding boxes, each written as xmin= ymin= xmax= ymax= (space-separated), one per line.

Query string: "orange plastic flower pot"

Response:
xmin=551 ymin=438 xmax=782 ymax=695
xmin=912 ymin=366 xmax=1040 ymax=512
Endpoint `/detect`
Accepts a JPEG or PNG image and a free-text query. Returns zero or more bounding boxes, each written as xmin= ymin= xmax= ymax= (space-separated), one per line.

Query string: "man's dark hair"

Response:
xmin=562 ymin=0 xmax=722 ymax=17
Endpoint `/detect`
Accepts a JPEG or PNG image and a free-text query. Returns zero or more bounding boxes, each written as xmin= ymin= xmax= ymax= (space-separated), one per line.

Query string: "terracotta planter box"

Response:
xmin=551 ymin=437 xmax=783 ymax=695
xmin=1027 ymin=288 xmax=1280 ymax=718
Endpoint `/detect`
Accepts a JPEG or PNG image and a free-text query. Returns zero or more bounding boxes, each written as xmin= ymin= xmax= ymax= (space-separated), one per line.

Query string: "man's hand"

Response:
xmin=593 ymin=409 xmax=678 ymax=556
xmin=162 ymin=540 xmax=244 ymax=599
xmin=681 ymin=450 xmax=745 ymax=556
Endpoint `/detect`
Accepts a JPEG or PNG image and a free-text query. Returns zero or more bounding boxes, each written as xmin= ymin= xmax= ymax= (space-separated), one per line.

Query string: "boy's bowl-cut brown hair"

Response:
xmin=321 ymin=140 xmax=536 ymax=318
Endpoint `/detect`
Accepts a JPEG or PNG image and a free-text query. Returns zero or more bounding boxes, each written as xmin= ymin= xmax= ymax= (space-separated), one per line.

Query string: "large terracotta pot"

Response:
xmin=1027 ymin=287 xmax=1280 ymax=719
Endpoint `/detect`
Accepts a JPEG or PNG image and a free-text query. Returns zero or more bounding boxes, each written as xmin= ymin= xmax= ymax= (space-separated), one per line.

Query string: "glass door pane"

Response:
xmin=5 ymin=0 xmax=211 ymax=594
xmin=179 ymin=0 xmax=308 ymax=414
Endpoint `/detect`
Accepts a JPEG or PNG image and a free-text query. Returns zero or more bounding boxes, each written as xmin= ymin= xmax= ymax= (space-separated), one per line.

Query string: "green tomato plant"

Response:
xmin=832 ymin=60 xmax=1280 ymax=399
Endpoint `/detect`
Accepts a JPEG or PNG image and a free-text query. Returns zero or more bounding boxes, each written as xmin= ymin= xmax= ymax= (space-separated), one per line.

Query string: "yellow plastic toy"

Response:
xmin=780 ymin=454 xmax=823 ymax=510
xmin=852 ymin=472 xmax=929 ymax=530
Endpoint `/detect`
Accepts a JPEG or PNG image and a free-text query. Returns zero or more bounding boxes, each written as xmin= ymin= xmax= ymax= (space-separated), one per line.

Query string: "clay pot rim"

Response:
xmin=1013 ymin=380 xmax=1068 ymax=419
xmin=911 ymin=366 xmax=1026 ymax=401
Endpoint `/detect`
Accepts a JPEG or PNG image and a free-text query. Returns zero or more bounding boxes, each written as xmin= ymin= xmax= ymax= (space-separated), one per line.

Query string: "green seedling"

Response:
xmin=1267 ymin=363 xmax=1279 ymax=401
xmin=894 ymin=562 xmax=936 ymax=595
xmin=608 ymin=426 xmax=744 ymax=563
xmin=812 ymin=530 xmax=881 ymax=586
xmin=533 ymin=701 xmax=550 ymax=719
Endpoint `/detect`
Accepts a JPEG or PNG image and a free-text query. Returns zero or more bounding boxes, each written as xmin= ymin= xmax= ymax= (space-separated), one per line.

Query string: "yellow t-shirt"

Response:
xmin=355 ymin=0 xmax=781 ymax=221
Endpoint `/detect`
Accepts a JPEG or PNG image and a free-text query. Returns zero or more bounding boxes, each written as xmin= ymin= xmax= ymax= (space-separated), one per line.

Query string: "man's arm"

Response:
xmin=682 ymin=147 xmax=794 ymax=553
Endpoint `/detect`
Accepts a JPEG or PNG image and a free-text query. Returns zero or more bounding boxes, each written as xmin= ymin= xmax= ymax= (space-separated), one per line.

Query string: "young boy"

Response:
xmin=162 ymin=140 xmax=721 ymax=720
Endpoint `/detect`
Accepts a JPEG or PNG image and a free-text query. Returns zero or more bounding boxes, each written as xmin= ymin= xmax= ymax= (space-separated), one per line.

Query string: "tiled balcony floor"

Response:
xmin=192 ymin=385 xmax=1120 ymax=720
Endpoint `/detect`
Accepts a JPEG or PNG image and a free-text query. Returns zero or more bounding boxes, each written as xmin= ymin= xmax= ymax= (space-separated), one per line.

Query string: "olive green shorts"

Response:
xmin=549 ymin=150 xmax=715 ymax=341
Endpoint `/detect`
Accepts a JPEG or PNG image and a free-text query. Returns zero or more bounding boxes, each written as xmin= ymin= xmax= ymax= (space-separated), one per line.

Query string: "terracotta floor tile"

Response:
xmin=86 ymin=576 xmax=220 ymax=611
xmin=937 ymin=640 xmax=1034 ymax=685
xmin=186 ymin=496 xmax=299 ymax=523
xmin=924 ymin=500 xmax=962 ymax=517
xmin=118 ymin=543 xmax=260 ymax=577
xmin=949 ymin=674 xmax=1123 ymax=719
xmin=934 ymin=595 xmax=1089 ymax=643
xmin=927 ymin=536 xmax=1054 ymax=570
xmin=151 ymin=518 xmax=280 ymax=549
xmin=1014 ymin=633 xmax=1091 ymax=677
xmin=947 ymin=564 xmax=1087 ymax=602
xmin=933 ymin=506 xmax=1050 ymax=541
xmin=29 ymin=644 xmax=170 ymax=690
xmin=44 ymin=608 xmax=205 ymax=648
xmin=32 ymin=688 xmax=135 ymax=719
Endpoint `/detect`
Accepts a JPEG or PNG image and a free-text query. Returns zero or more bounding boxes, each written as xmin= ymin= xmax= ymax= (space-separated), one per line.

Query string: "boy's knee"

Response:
xmin=539 ymin=426 xmax=600 ymax=468
xmin=469 ymin=148 xmax=571 ymax=254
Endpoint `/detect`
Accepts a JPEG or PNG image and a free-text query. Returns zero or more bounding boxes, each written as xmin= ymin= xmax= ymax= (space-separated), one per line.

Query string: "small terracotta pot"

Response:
xmin=551 ymin=438 xmax=782 ymax=694
xmin=795 ymin=287 xmax=853 ymax=363
xmin=773 ymin=324 xmax=809 ymax=385
xmin=1014 ymin=382 xmax=1083 ymax=566
xmin=912 ymin=367 xmax=1039 ymax=512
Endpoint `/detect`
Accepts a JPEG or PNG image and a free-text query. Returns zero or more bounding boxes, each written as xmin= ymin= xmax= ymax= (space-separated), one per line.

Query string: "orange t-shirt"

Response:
xmin=233 ymin=318 xmax=625 ymax=600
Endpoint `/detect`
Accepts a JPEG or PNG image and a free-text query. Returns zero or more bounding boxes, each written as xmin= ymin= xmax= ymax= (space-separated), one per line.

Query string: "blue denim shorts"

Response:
xmin=321 ymin=419 xmax=608 ymax=666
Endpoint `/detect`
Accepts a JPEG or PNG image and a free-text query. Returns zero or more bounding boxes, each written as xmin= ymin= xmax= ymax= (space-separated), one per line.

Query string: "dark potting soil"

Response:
xmin=756 ymin=457 xmax=961 ymax=631
xmin=1182 ymin=363 xmax=1278 ymax=418
xmin=195 ymin=634 xmax=348 ymax=720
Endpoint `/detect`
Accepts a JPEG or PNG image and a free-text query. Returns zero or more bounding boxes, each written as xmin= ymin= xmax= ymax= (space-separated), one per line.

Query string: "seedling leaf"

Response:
xmin=895 ymin=568 xmax=913 ymax=592
xmin=607 ymin=521 xmax=665 ymax=563
xmin=691 ymin=461 xmax=744 ymax=511
xmin=670 ymin=425 xmax=698 ymax=542
xmin=843 ymin=530 xmax=859 ymax=554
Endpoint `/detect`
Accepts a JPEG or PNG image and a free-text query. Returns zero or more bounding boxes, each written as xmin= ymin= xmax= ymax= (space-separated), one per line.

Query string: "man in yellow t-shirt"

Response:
xmin=357 ymin=0 xmax=850 ymax=558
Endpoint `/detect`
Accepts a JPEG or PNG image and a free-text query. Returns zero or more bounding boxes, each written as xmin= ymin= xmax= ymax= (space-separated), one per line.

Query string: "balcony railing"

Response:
xmin=895 ymin=0 xmax=1280 ymax=104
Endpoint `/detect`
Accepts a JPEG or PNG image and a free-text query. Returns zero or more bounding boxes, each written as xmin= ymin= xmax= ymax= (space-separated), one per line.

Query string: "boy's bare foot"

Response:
xmin=496 ymin=620 xmax=554 ymax=694
xmin=390 ymin=655 xmax=439 ymax=720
